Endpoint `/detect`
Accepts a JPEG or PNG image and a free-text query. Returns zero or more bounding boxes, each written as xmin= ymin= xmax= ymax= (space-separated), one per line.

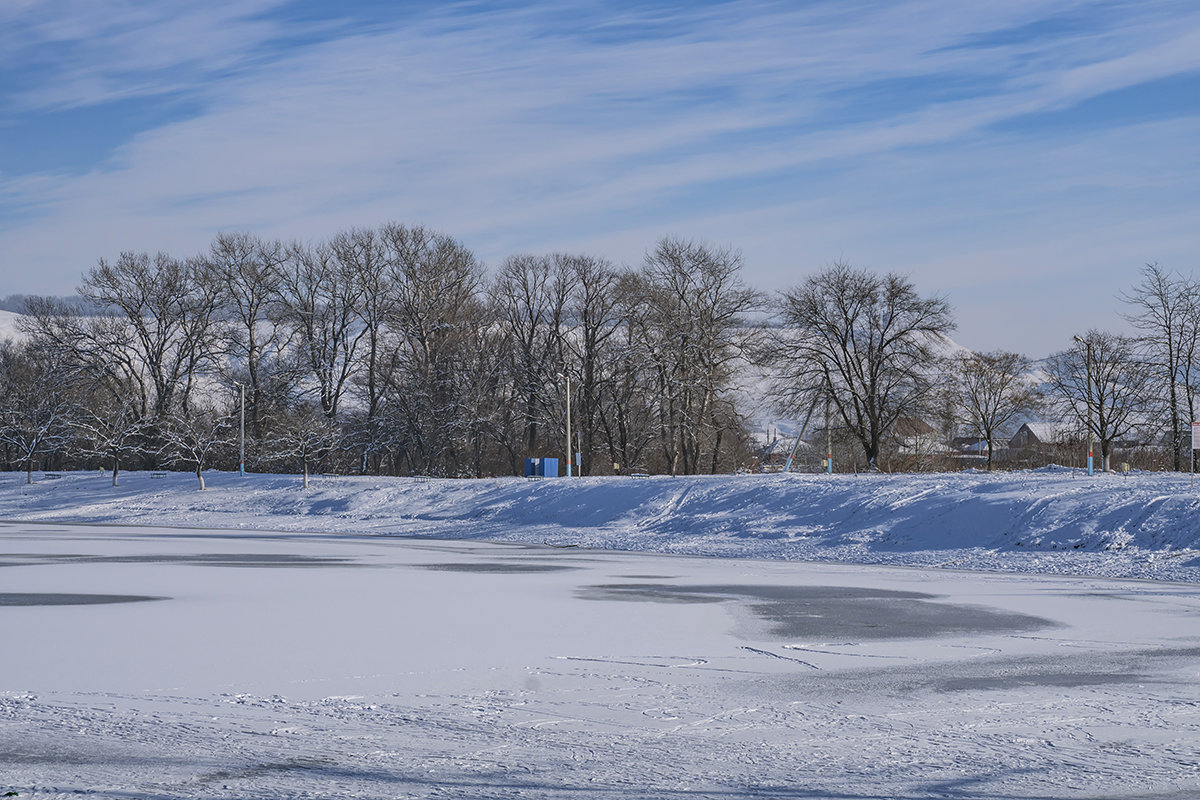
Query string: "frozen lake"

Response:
xmin=2 ymin=520 xmax=1199 ymax=798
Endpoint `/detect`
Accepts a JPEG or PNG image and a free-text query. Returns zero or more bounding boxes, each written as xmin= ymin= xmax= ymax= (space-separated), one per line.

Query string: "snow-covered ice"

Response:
xmin=1 ymin=521 xmax=1200 ymax=797
xmin=3 ymin=469 xmax=1200 ymax=797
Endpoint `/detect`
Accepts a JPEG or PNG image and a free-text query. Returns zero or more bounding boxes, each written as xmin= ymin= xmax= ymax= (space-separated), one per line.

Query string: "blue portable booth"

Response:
xmin=524 ymin=457 xmax=559 ymax=478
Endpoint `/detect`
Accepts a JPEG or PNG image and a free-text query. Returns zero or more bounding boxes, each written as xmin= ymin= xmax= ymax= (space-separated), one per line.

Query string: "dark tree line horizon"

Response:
xmin=0 ymin=224 xmax=1192 ymax=483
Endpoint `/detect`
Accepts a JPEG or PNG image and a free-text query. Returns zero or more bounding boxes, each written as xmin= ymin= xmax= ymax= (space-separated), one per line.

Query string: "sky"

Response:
xmin=1 ymin=0 xmax=1198 ymax=357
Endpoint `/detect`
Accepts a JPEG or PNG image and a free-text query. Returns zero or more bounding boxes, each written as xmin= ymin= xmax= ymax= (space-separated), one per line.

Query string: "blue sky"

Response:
xmin=1 ymin=0 xmax=1198 ymax=355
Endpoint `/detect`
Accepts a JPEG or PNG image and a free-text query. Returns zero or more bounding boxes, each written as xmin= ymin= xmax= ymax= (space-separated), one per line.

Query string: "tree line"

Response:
xmin=1 ymin=228 xmax=759 ymax=483
xmin=773 ymin=261 xmax=1196 ymax=474
xmin=0 ymin=224 xmax=1191 ymax=483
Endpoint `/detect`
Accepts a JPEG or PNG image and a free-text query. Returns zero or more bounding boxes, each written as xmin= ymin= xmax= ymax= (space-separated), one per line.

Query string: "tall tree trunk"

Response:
xmin=709 ymin=427 xmax=723 ymax=474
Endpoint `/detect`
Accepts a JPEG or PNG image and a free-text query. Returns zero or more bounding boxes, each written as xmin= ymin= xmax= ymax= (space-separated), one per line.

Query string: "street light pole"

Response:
xmin=557 ymin=371 xmax=572 ymax=478
xmin=1073 ymin=336 xmax=1094 ymax=476
xmin=825 ymin=394 xmax=833 ymax=475
xmin=235 ymin=381 xmax=245 ymax=477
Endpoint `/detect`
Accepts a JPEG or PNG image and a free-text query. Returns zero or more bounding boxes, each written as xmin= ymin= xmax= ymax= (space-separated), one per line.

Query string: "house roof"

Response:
xmin=1013 ymin=421 xmax=1072 ymax=445
xmin=892 ymin=417 xmax=937 ymax=437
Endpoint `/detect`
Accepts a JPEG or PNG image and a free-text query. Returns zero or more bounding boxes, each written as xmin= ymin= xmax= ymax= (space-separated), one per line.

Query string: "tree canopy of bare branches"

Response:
xmin=1046 ymin=331 xmax=1155 ymax=472
xmin=773 ymin=263 xmax=955 ymax=468
xmin=1120 ymin=263 xmax=1200 ymax=470
xmin=626 ymin=237 xmax=762 ymax=475
xmin=382 ymin=225 xmax=489 ymax=476
xmin=204 ymin=231 xmax=289 ymax=442
xmin=81 ymin=251 xmax=222 ymax=418
xmin=0 ymin=340 xmax=76 ymax=483
xmin=953 ymin=351 xmax=1040 ymax=468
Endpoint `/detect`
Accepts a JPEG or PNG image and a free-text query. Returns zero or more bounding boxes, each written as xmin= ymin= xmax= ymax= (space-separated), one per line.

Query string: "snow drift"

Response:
xmin=3 ymin=467 xmax=1200 ymax=582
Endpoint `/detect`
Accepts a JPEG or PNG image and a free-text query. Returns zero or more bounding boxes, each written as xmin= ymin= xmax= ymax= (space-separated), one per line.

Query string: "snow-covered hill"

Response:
xmin=4 ymin=467 xmax=1200 ymax=582
xmin=0 ymin=309 xmax=26 ymax=341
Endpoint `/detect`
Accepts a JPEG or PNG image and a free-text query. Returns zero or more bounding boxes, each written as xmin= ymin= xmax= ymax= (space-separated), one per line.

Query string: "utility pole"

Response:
xmin=558 ymin=371 xmax=572 ymax=477
xmin=825 ymin=394 xmax=833 ymax=475
xmin=235 ymin=381 xmax=245 ymax=477
xmin=782 ymin=398 xmax=819 ymax=474
xmin=1073 ymin=336 xmax=1094 ymax=476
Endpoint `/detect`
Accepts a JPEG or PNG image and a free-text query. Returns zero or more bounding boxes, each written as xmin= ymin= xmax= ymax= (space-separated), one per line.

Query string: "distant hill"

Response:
xmin=0 ymin=294 xmax=100 ymax=314
xmin=0 ymin=309 xmax=25 ymax=342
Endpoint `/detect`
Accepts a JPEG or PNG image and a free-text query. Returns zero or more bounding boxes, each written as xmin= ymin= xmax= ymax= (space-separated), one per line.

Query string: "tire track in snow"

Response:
xmin=739 ymin=646 xmax=820 ymax=669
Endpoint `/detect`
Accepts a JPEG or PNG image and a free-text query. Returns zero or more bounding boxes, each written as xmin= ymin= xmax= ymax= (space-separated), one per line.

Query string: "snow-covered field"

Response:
xmin=3 ymin=468 xmax=1200 ymax=582
xmin=3 ymin=469 xmax=1200 ymax=798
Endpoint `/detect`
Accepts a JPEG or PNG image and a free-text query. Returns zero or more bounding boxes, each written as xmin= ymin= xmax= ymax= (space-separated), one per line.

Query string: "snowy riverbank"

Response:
xmin=4 ymin=467 xmax=1200 ymax=582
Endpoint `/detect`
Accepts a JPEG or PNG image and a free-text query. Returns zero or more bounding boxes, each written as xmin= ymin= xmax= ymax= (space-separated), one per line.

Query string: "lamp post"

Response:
xmin=557 ymin=371 xmax=572 ymax=477
xmin=1073 ymin=335 xmax=1094 ymax=476
xmin=235 ymin=381 xmax=245 ymax=477
xmin=825 ymin=394 xmax=833 ymax=475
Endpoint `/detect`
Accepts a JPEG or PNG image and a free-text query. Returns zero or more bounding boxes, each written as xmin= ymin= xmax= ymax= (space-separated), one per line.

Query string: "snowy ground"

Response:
xmin=2 ymin=519 xmax=1200 ymax=799
xmin=2 ymin=468 xmax=1200 ymax=582
xmin=4 ymin=469 xmax=1200 ymax=797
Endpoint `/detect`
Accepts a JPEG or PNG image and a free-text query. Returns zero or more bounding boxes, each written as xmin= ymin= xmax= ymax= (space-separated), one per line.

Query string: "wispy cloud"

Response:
xmin=0 ymin=1 xmax=298 ymax=111
xmin=1 ymin=0 xmax=1198 ymax=354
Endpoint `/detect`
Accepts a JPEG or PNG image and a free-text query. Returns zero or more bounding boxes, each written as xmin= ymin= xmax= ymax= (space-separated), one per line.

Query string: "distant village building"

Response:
xmin=891 ymin=417 xmax=943 ymax=454
xmin=1005 ymin=422 xmax=1072 ymax=466
xmin=1009 ymin=422 xmax=1071 ymax=453
xmin=950 ymin=436 xmax=993 ymax=465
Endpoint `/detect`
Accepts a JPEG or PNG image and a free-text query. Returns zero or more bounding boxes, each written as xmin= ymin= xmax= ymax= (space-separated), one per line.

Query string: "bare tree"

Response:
xmin=490 ymin=253 xmax=570 ymax=468
xmin=559 ymin=254 xmax=624 ymax=475
xmin=456 ymin=316 xmax=509 ymax=477
xmin=276 ymin=241 xmax=368 ymax=419
xmin=1046 ymin=331 xmax=1155 ymax=472
xmin=204 ymin=232 xmax=289 ymax=442
xmin=382 ymin=225 xmax=488 ymax=475
xmin=159 ymin=407 xmax=234 ymax=490
xmin=1120 ymin=263 xmax=1200 ymax=470
xmin=80 ymin=251 xmax=222 ymax=418
xmin=333 ymin=228 xmax=393 ymax=426
xmin=20 ymin=297 xmax=151 ymax=421
xmin=597 ymin=299 xmax=657 ymax=474
xmin=0 ymin=340 xmax=76 ymax=483
xmin=264 ymin=404 xmax=341 ymax=488
xmin=626 ymin=237 xmax=761 ymax=475
xmin=70 ymin=378 xmax=151 ymax=486
xmin=954 ymin=351 xmax=1041 ymax=468
xmin=773 ymin=263 xmax=955 ymax=469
